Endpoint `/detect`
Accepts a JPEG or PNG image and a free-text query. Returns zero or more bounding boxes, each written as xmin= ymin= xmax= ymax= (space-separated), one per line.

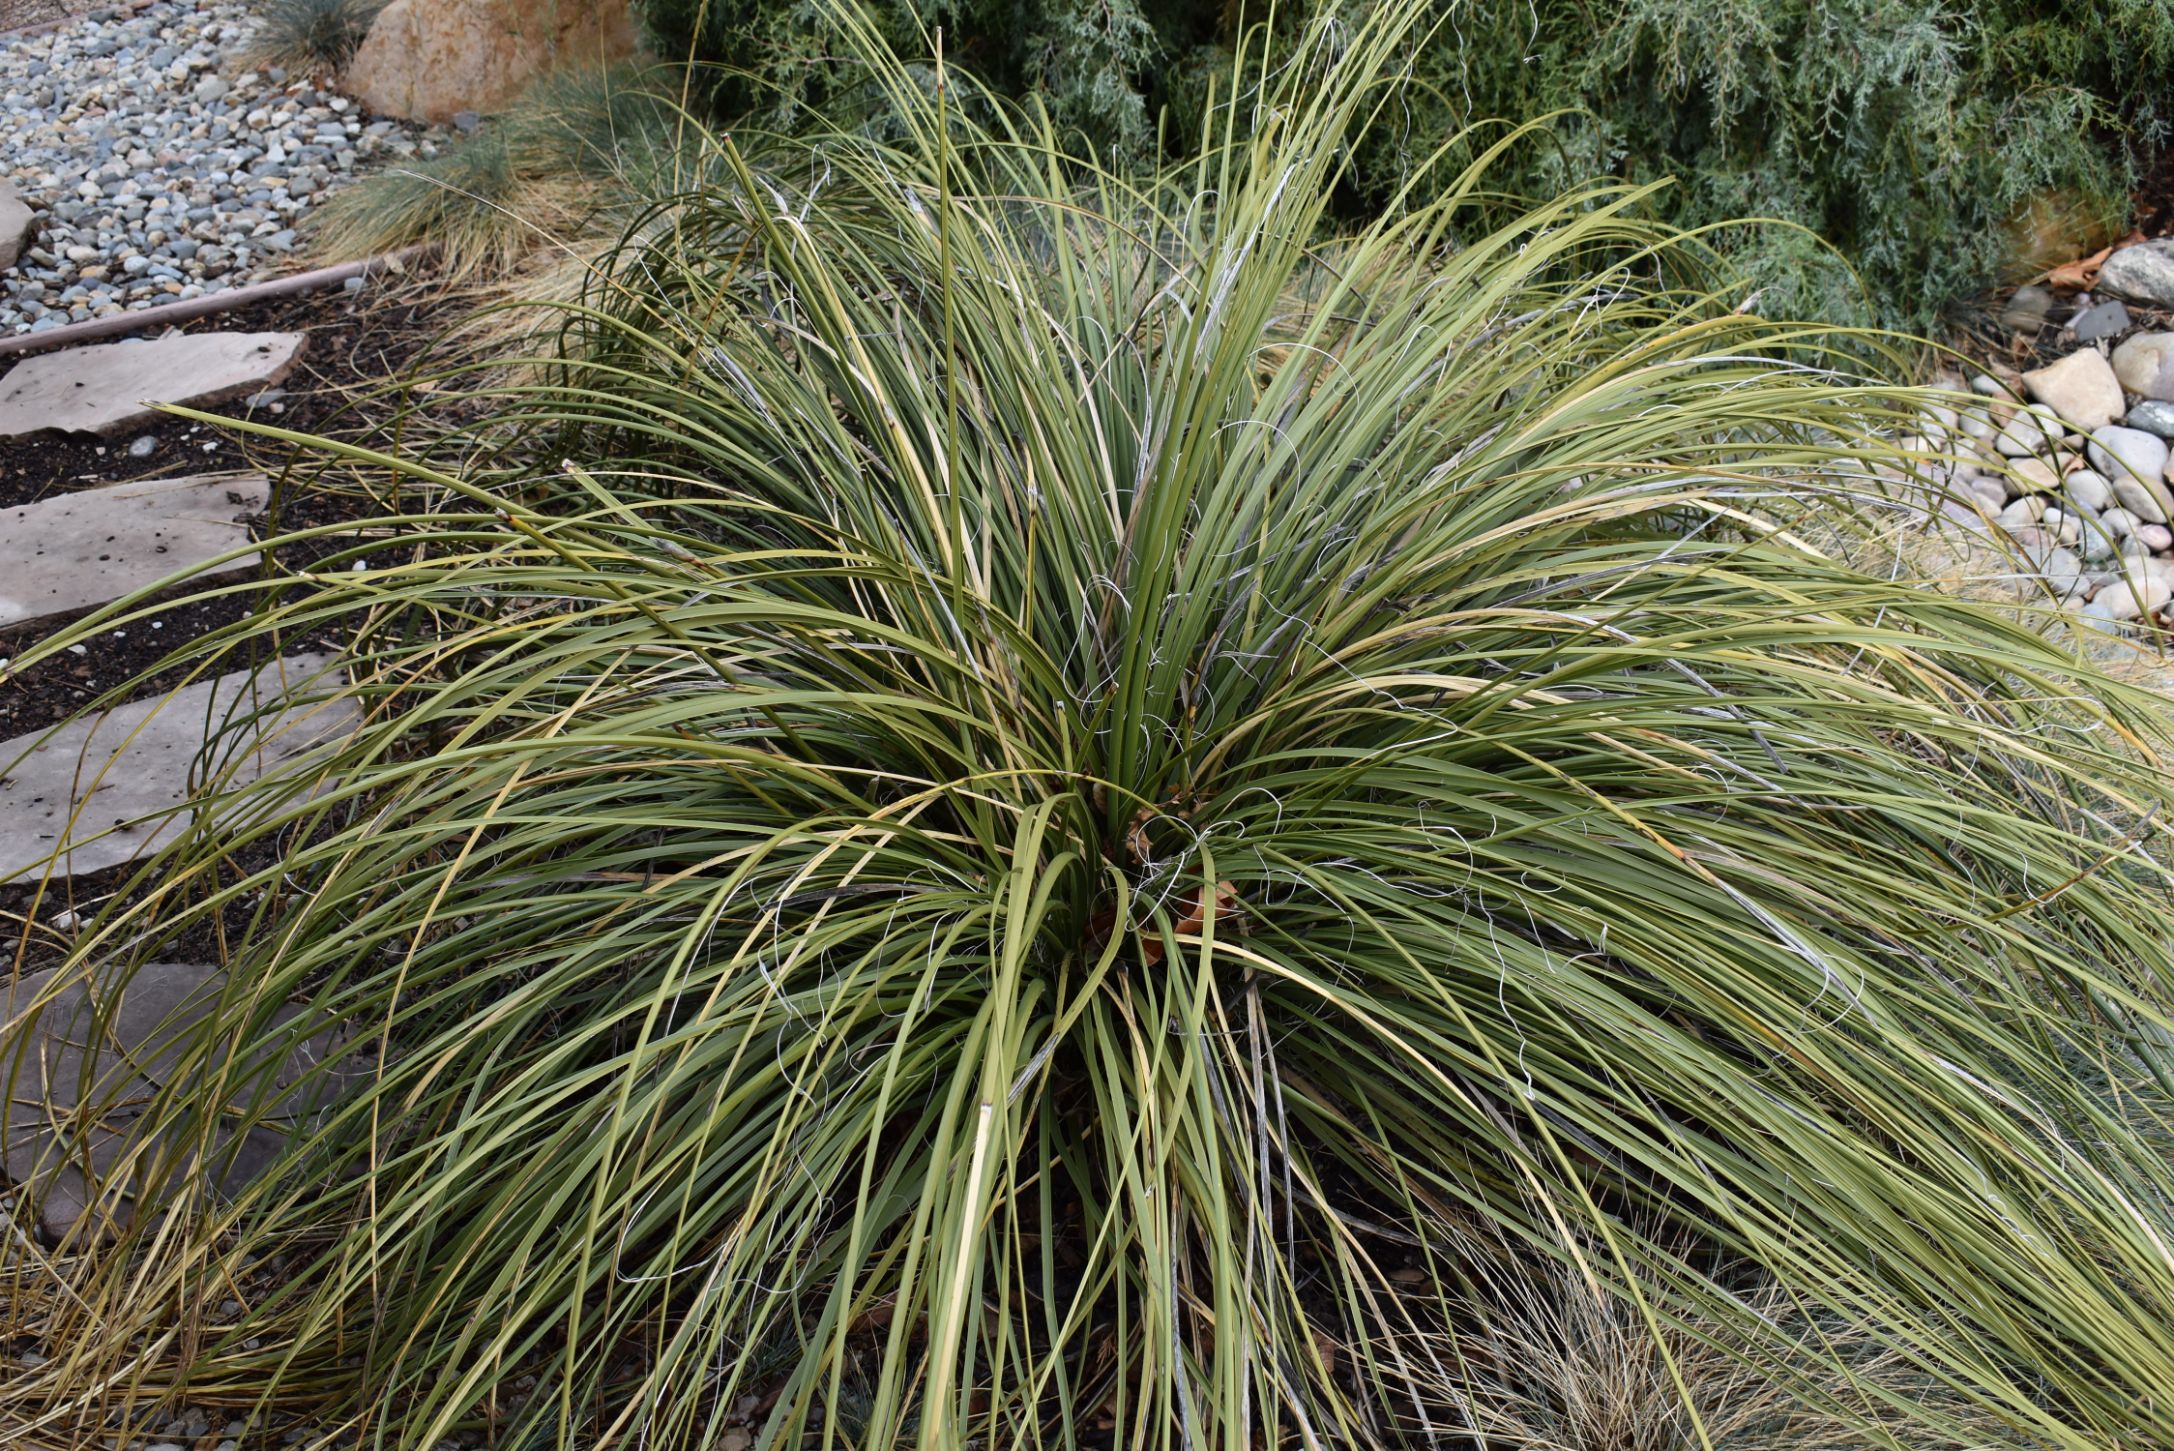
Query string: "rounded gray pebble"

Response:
xmin=2130 ymin=401 xmax=2174 ymax=439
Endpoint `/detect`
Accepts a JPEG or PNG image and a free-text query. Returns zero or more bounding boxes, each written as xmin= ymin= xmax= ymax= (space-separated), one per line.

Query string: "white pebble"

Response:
xmin=2064 ymin=470 xmax=2113 ymax=514
xmin=2104 ymin=575 xmax=2173 ymax=621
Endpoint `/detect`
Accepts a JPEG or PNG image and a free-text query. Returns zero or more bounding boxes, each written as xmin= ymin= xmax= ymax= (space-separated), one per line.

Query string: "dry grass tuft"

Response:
xmin=239 ymin=0 xmax=383 ymax=77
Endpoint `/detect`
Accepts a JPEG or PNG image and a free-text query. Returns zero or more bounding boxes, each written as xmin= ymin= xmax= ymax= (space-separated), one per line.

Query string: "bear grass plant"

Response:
xmin=15 ymin=6 xmax=2174 ymax=1448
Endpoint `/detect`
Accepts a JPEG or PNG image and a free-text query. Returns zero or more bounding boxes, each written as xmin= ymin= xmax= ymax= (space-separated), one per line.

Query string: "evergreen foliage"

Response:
xmin=634 ymin=0 xmax=2174 ymax=326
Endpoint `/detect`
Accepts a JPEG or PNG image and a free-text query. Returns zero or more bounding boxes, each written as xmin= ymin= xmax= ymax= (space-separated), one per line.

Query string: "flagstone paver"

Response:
xmin=0 ymin=331 xmax=306 ymax=438
xmin=0 ymin=653 xmax=356 ymax=882
xmin=0 ymin=471 xmax=269 ymax=632
xmin=1 ymin=961 xmax=358 ymax=1242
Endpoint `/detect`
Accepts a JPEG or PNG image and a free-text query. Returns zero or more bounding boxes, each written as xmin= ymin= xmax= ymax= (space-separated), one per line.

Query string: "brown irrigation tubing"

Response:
xmin=0 ymin=246 xmax=434 ymax=360
xmin=0 ymin=0 xmax=157 ymax=45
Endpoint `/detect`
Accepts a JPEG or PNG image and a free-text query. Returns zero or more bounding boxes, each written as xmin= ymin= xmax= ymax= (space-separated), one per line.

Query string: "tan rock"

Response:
xmin=343 ymin=0 xmax=639 ymax=124
xmin=2005 ymin=457 xmax=2061 ymax=495
xmin=2021 ymin=348 xmax=2125 ymax=433
xmin=2114 ymin=473 xmax=2172 ymax=527
xmin=2114 ymin=332 xmax=2174 ymax=404
xmin=0 ymin=180 xmax=34 ymax=271
xmin=2103 ymin=573 xmax=2173 ymax=623
xmin=0 ymin=654 xmax=356 ymax=883
xmin=0 ymin=332 xmax=305 ymax=438
xmin=0 ymin=472 xmax=269 ymax=633
xmin=2 ymin=962 xmax=361 ymax=1243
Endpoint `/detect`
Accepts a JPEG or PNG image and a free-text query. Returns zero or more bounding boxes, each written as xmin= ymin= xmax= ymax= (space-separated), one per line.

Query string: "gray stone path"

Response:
xmin=0 ymin=330 xmax=305 ymax=437
xmin=0 ymin=471 xmax=269 ymax=632
xmin=2 ymin=961 xmax=356 ymax=1242
xmin=0 ymin=653 xmax=357 ymax=882
xmin=0 ymin=316 xmax=372 ymax=1247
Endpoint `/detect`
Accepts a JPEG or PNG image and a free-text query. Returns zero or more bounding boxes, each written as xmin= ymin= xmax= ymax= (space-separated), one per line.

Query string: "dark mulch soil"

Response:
xmin=1947 ymin=255 xmax=2170 ymax=375
xmin=2 ymin=270 xmax=466 ymax=974
xmin=2130 ymin=147 xmax=2174 ymax=243
xmin=0 ymin=279 xmax=457 ymax=510
xmin=0 ymin=276 xmax=459 ymax=723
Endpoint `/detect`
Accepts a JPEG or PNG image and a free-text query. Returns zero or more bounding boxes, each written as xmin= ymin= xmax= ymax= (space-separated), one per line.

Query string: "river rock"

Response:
xmin=2087 ymin=426 xmax=2172 ymax=488
xmin=2104 ymin=573 xmax=2174 ymax=622
xmin=2005 ymin=457 xmax=2061 ymax=495
xmin=2073 ymin=595 xmax=2126 ymax=635
xmin=1997 ymin=496 xmax=2045 ymax=531
xmin=2071 ymin=298 xmax=2131 ymax=344
xmin=2114 ymin=333 xmax=2174 ymax=403
xmin=2101 ymin=240 xmax=2174 ymax=309
xmin=1994 ymin=412 xmax=2046 ymax=457
xmin=0 ymin=2 xmax=423 ymax=336
xmin=2021 ymin=349 xmax=2125 ymax=432
xmin=2043 ymin=546 xmax=2084 ymax=597
xmin=1998 ymin=284 xmax=2053 ymax=334
xmin=2130 ymin=401 xmax=2174 ymax=439
xmin=2114 ymin=473 xmax=2174 ymax=527
xmin=2064 ymin=470 xmax=2113 ymax=514
xmin=343 ymin=0 xmax=639 ymax=123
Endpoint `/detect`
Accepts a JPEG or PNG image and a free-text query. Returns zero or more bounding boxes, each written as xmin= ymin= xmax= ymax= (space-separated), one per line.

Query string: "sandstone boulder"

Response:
xmin=0 ymin=180 xmax=35 ymax=271
xmin=343 ymin=0 xmax=639 ymax=124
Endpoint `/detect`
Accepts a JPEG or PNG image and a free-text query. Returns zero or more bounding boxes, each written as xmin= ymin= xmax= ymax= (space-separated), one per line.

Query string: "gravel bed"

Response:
xmin=0 ymin=0 xmax=439 ymax=336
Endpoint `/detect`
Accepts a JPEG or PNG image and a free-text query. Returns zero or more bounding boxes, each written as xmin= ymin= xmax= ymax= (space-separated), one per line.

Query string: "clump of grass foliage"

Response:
xmin=17 ymin=6 xmax=2174 ymax=1448
xmin=243 ymin=0 xmax=384 ymax=76
xmin=309 ymin=60 xmax=686 ymax=282
xmin=638 ymin=0 xmax=2174 ymax=326
xmin=1405 ymin=1219 xmax=1954 ymax=1449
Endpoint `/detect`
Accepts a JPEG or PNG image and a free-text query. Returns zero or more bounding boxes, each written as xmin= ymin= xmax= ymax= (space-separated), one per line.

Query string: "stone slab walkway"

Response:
xmin=0 ymin=330 xmax=304 ymax=437
xmin=0 ymin=470 xmax=269 ymax=632
xmin=0 ymin=653 xmax=356 ymax=882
